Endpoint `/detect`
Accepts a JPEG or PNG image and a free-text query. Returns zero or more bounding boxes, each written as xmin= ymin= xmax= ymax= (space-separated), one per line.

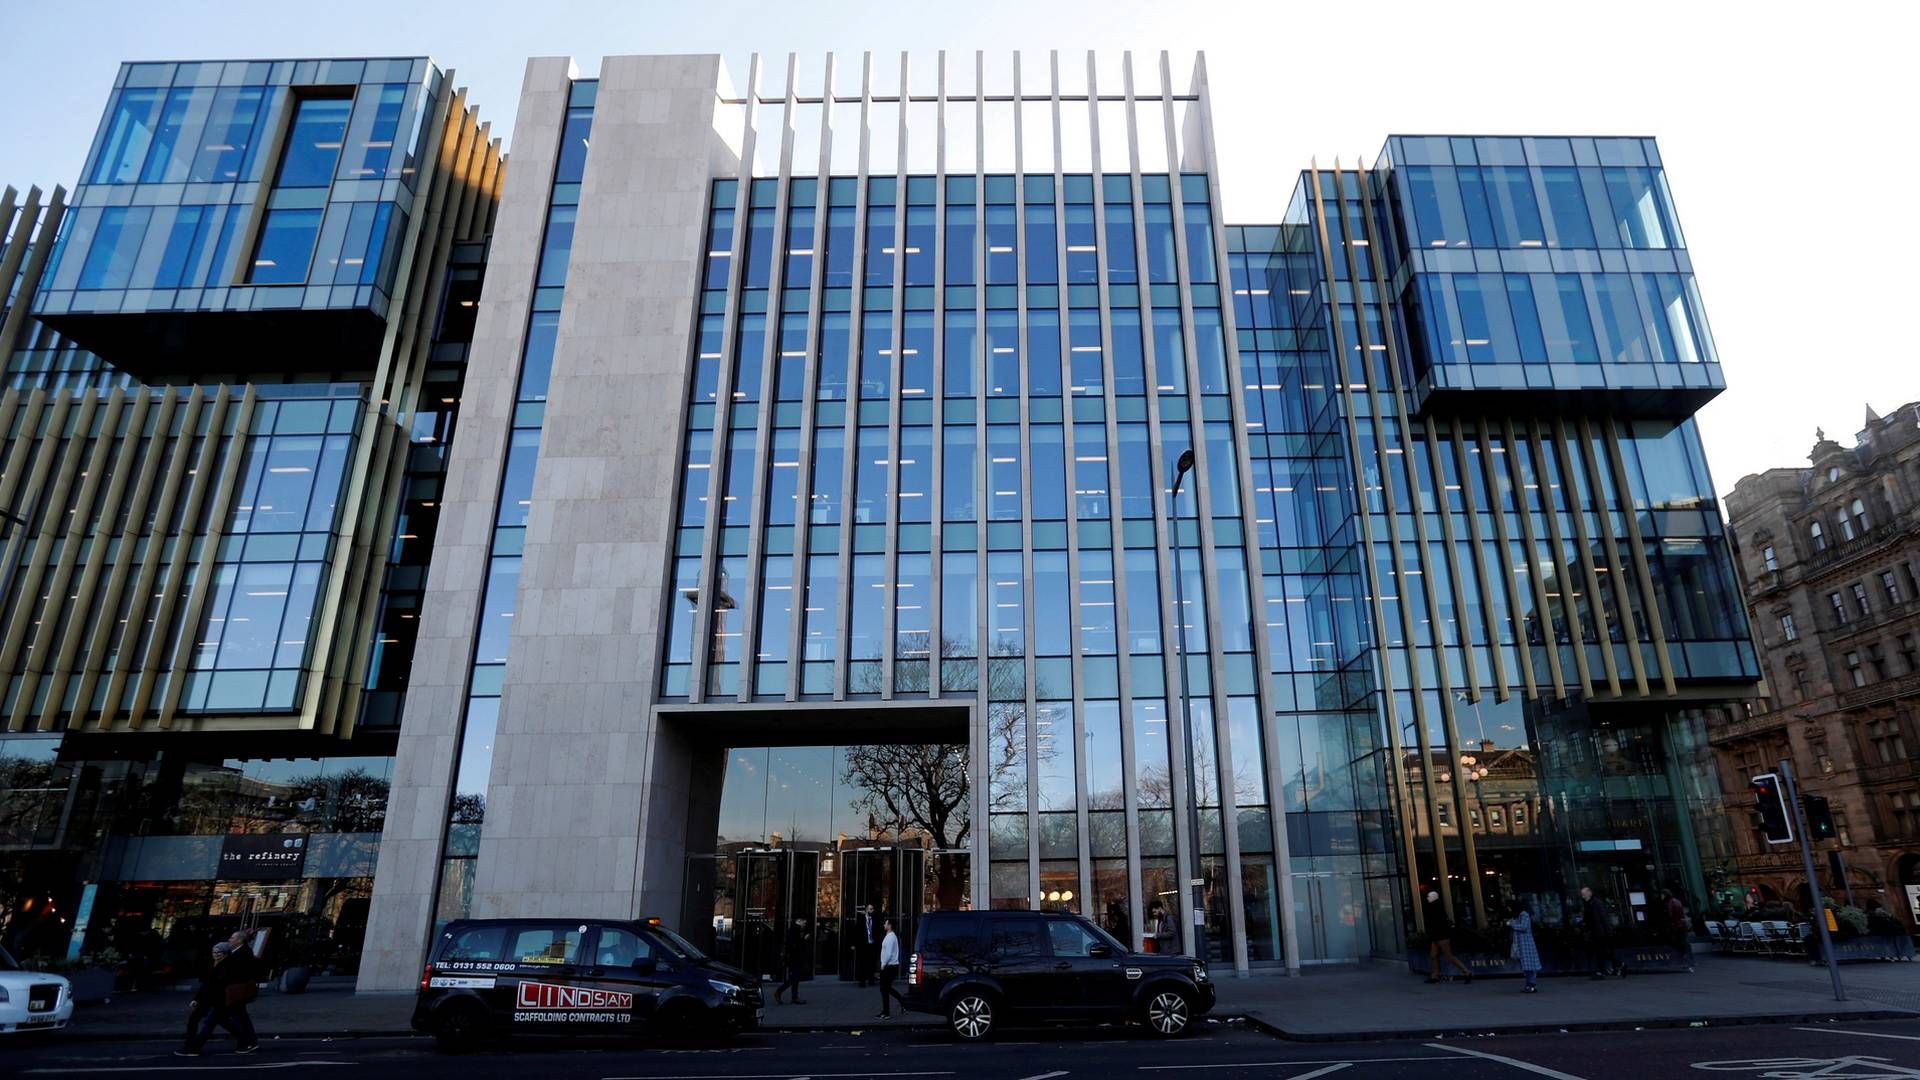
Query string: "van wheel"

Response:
xmin=656 ymin=1001 xmax=718 ymax=1047
xmin=1142 ymin=988 xmax=1192 ymax=1037
xmin=948 ymin=992 xmax=995 ymax=1041
xmin=433 ymin=1002 xmax=488 ymax=1054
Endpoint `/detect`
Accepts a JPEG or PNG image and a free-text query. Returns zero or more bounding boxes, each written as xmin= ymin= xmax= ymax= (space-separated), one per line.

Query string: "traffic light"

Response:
xmin=1804 ymin=794 xmax=1836 ymax=841
xmin=1751 ymin=773 xmax=1793 ymax=844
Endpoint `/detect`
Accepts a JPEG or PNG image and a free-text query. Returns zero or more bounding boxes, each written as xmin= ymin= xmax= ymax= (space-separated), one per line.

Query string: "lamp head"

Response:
xmin=1176 ymin=448 xmax=1195 ymax=474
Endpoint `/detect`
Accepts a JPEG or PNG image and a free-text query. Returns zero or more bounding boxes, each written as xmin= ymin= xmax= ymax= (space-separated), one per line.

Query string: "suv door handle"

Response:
xmin=1054 ymin=961 xmax=1072 ymax=970
xmin=587 ymin=966 xmax=607 ymax=976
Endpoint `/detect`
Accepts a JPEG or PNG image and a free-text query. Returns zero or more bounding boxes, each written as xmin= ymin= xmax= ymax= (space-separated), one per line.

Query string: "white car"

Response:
xmin=0 ymin=946 xmax=73 ymax=1034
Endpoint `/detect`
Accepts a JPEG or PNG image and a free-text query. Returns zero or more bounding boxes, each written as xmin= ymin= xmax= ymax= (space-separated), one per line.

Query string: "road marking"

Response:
xmin=1794 ymin=1027 xmax=1920 ymax=1043
xmin=1284 ymin=1066 xmax=1351 ymax=1080
xmin=604 ymin=1074 xmax=955 ymax=1080
xmin=1427 ymin=1043 xmax=1590 ymax=1080
xmin=24 ymin=1065 xmax=356 ymax=1075
xmin=1141 ymin=1058 xmax=1458 ymax=1070
xmin=1019 ymin=1072 xmax=1070 ymax=1080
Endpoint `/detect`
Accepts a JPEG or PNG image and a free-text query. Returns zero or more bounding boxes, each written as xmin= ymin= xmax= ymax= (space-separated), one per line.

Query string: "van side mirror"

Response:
xmin=1088 ymin=944 xmax=1114 ymax=959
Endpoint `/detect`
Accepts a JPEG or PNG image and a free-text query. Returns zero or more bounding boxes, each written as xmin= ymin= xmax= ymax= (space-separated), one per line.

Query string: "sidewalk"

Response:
xmin=1221 ymin=952 xmax=1920 ymax=1040
xmin=56 ymin=953 xmax=1920 ymax=1042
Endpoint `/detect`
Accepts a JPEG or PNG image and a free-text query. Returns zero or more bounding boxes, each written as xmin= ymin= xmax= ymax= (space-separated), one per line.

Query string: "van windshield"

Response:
xmin=646 ymin=926 xmax=708 ymax=961
xmin=0 ymin=946 xmax=19 ymax=972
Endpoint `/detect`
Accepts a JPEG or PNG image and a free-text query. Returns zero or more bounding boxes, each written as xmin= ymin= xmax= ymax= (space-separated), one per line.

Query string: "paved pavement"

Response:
xmin=48 ymin=951 xmax=1920 ymax=1042
xmin=15 ymin=1017 xmax=1920 ymax=1079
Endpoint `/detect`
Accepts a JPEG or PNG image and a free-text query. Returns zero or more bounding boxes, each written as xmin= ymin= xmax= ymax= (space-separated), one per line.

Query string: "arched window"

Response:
xmin=1811 ymin=520 xmax=1826 ymax=551
xmin=1838 ymin=510 xmax=1855 ymax=542
xmin=1850 ymin=498 xmax=1871 ymax=534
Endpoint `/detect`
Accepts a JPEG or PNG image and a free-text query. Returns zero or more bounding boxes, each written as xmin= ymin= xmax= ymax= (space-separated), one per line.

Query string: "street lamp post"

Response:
xmin=1168 ymin=448 xmax=1207 ymax=963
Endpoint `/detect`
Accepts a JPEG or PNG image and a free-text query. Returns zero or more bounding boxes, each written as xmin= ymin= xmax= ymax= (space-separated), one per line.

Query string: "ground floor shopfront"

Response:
xmin=0 ymin=736 xmax=389 ymax=979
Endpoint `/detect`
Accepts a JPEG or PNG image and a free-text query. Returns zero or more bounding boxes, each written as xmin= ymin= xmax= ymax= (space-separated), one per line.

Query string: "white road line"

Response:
xmin=24 ymin=1065 xmax=356 ymax=1075
xmin=1285 ymin=1066 xmax=1351 ymax=1080
xmin=1794 ymin=1026 xmax=1920 ymax=1043
xmin=1427 ymin=1043 xmax=1590 ymax=1080
xmin=1140 ymin=1057 xmax=1459 ymax=1070
xmin=1018 ymin=1072 xmax=1071 ymax=1080
xmin=604 ymin=1073 xmax=956 ymax=1080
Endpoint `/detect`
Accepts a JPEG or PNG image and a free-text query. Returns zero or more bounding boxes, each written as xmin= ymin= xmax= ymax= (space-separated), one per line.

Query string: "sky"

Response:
xmin=2 ymin=0 xmax=1913 ymax=498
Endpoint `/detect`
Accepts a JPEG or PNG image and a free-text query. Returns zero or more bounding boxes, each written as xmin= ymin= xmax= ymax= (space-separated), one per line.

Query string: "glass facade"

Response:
xmin=37 ymin=59 xmax=435 ymax=323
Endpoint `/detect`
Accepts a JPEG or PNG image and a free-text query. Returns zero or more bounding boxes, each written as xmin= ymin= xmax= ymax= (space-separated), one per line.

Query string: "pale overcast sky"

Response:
xmin=3 ymin=0 xmax=1912 ymax=498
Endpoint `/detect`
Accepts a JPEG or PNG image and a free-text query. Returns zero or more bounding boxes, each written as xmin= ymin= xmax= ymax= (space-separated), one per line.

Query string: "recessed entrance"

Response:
xmin=664 ymin=704 xmax=973 ymax=981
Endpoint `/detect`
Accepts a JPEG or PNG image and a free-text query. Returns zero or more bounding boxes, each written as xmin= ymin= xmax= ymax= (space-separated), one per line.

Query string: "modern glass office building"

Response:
xmin=0 ymin=50 xmax=1759 ymax=987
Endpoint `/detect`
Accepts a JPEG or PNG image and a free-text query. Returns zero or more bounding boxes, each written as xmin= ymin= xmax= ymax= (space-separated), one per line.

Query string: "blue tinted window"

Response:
xmin=339 ymin=84 xmax=408 ymax=179
xmin=985 ymin=204 xmax=1017 ymax=284
xmin=1110 ymin=308 xmax=1145 ymax=395
xmin=742 ymin=206 xmax=776 ymax=290
xmin=1104 ymin=202 xmax=1136 ymax=283
xmin=1031 ymin=425 xmax=1066 ymax=520
xmin=1182 ymin=202 xmax=1216 ymax=283
xmin=93 ymin=87 xmax=167 ymax=183
xmin=810 ymin=426 xmax=843 ymax=524
xmin=496 ymin=429 xmax=542 ymax=526
xmin=1143 ymin=204 xmax=1176 ymax=284
xmin=535 ymin=205 xmax=576 ymax=287
xmin=1602 ymin=167 xmax=1673 ymax=249
xmin=77 ymin=206 xmax=152 ymax=290
xmin=274 ymin=97 xmax=352 ymax=188
xmin=555 ymin=104 xmax=594 ymax=184
xmin=734 ymin=312 xmax=766 ymax=403
xmin=899 ymin=426 xmax=932 ymax=523
xmin=191 ymin=86 xmax=268 ymax=183
xmin=1487 ymin=167 xmax=1544 ymax=247
xmin=250 ymin=207 xmax=322 ymax=284
xmin=1025 ymin=204 xmax=1057 ymax=284
xmin=1553 ymin=276 xmax=1599 ymax=363
xmin=987 ymin=424 xmax=1021 ymax=520
xmin=824 ymin=207 xmax=856 ymax=287
xmin=986 ymin=310 xmax=1019 ymax=396
xmin=1504 ymin=275 xmax=1547 ymax=362
xmin=1026 ymin=309 xmax=1061 ymax=396
xmin=859 ymin=312 xmax=891 ymax=399
xmin=816 ymin=311 xmax=849 ymax=400
xmin=1539 ymin=168 xmax=1595 ymax=248
xmin=775 ymin=313 xmax=808 ymax=400
xmin=1116 ymin=424 xmax=1153 ymax=518
xmin=1064 ymin=204 xmax=1097 ymax=284
xmin=520 ymin=312 xmax=560 ymax=402
xmin=866 ymin=204 xmax=896 ymax=286
xmin=944 ymin=310 xmax=977 ymax=397
xmin=944 ymin=424 xmax=977 ymax=522
xmin=1192 ymin=309 xmax=1227 ymax=393
xmin=784 ymin=202 xmax=815 ymax=286
xmin=1150 ymin=308 xmax=1185 ymax=393
xmin=767 ymin=429 xmax=801 ymax=526
xmin=152 ymin=206 xmax=210 ymax=289
xmin=139 ymin=87 xmax=201 ymax=184
xmin=904 ymin=205 xmax=935 ymax=286
xmin=945 ymin=203 xmax=976 ymax=285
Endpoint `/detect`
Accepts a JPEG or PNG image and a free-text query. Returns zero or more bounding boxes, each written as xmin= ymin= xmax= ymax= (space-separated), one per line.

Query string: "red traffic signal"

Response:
xmin=1751 ymin=773 xmax=1793 ymax=845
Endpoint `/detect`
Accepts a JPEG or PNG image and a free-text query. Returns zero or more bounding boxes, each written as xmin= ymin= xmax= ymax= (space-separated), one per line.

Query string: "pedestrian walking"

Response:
xmin=1422 ymin=890 xmax=1473 ymax=984
xmin=773 ymin=917 xmax=809 ymax=1005
xmin=1661 ymin=889 xmax=1690 ymax=950
xmin=1577 ymin=885 xmax=1614 ymax=977
xmin=1506 ymin=901 xmax=1541 ymax=994
xmin=875 ymin=918 xmax=904 ymax=1019
xmin=176 ymin=941 xmax=230 ymax=1056
xmin=176 ymin=932 xmax=259 ymax=1056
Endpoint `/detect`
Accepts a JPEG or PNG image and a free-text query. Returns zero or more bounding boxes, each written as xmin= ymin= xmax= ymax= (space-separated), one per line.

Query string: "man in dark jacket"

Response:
xmin=1578 ymin=886 xmax=1615 ymax=977
xmin=1422 ymin=890 xmax=1473 ymax=984
xmin=772 ymin=917 xmax=810 ymax=1005
xmin=177 ymin=942 xmax=230 ymax=1056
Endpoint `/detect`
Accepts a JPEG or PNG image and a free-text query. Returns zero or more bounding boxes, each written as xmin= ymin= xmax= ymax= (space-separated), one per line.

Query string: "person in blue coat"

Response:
xmin=1506 ymin=900 xmax=1542 ymax=993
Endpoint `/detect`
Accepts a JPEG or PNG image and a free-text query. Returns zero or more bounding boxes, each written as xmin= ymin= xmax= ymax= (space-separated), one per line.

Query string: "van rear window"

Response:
xmin=921 ymin=916 xmax=981 ymax=960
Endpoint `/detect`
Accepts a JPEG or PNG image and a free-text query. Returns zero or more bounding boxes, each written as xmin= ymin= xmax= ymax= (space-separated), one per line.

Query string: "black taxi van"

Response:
xmin=413 ymin=917 xmax=761 ymax=1052
xmin=901 ymin=910 xmax=1214 ymax=1040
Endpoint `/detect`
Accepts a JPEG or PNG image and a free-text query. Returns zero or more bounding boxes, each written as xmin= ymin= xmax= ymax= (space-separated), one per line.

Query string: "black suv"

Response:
xmin=901 ymin=910 xmax=1214 ymax=1040
xmin=413 ymin=917 xmax=760 ymax=1052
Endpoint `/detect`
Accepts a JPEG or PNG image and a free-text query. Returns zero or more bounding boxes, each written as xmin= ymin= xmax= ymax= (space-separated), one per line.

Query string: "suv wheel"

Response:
xmin=1142 ymin=987 xmax=1192 ymax=1037
xmin=948 ymin=992 xmax=995 ymax=1041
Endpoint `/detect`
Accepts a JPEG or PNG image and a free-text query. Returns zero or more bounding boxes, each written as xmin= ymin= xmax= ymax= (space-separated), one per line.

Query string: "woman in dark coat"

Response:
xmin=772 ymin=917 xmax=810 ymax=1005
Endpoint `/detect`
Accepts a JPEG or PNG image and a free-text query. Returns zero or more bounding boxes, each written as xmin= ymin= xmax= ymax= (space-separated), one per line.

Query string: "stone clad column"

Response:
xmin=468 ymin=54 xmax=736 ymax=924
xmin=358 ymin=56 xmax=576 ymax=992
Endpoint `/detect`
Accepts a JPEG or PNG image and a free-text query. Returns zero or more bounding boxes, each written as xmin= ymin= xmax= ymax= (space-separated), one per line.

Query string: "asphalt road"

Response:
xmin=11 ymin=1018 xmax=1920 ymax=1079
